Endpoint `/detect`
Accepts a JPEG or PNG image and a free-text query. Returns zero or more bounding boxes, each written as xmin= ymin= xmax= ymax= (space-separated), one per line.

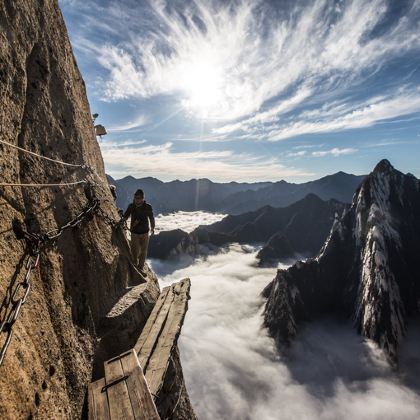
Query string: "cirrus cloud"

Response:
xmin=312 ymin=147 xmax=357 ymax=157
xmin=100 ymin=140 xmax=313 ymax=182
xmin=66 ymin=0 xmax=420 ymax=126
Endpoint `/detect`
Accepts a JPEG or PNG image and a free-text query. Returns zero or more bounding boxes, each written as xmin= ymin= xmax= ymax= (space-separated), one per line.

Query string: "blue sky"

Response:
xmin=59 ymin=0 xmax=420 ymax=182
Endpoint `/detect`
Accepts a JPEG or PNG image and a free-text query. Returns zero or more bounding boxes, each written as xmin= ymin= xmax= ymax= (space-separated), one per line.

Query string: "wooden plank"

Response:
xmin=88 ymin=378 xmax=110 ymax=420
xmin=120 ymin=350 xmax=160 ymax=420
xmin=88 ymin=278 xmax=191 ymax=419
xmin=137 ymin=287 xmax=175 ymax=369
xmin=105 ymin=353 xmax=134 ymax=419
xmin=145 ymin=279 xmax=191 ymax=395
xmin=134 ymin=286 xmax=171 ymax=355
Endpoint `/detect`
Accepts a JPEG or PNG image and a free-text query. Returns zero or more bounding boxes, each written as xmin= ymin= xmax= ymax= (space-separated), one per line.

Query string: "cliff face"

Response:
xmin=0 ymin=2 xmax=194 ymax=419
xmin=263 ymin=160 xmax=420 ymax=363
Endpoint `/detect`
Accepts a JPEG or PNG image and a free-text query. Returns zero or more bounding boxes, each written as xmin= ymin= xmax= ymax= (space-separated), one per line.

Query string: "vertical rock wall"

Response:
xmin=0 ymin=1 xmax=184 ymax=418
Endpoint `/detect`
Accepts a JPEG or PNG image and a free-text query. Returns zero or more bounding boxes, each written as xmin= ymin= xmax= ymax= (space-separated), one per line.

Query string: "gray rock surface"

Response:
xmin=0 ymin=2 xmax=195 ymax=418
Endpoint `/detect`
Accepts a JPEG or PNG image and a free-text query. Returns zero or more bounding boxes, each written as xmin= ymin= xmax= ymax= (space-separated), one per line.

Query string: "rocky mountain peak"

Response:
xmin=373 ymin=158 xmax=394 ymax=174
xmin=263 ymin=160 xmax=420 ymax=364
xmin=351 ymin=157 xmax=418 ymax=251
xmin=301 ymin=192 xmax=323 ymax=203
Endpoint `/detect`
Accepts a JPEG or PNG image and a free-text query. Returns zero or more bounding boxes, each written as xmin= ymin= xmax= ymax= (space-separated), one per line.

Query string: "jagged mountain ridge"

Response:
xmin=107 ymin=174 xmax=271 ymax=214
xmin=148 ymin=194 xmax=347 ymax=263
xmin=218 ymin=171 xmax=365 ymax=214
xmin=108 ymin=171 xmax=364 ymax=215
xmin=194 ymin=194 xmax=347 ymax=259
xmin=263 ymin=160 xmax=420 ymax=362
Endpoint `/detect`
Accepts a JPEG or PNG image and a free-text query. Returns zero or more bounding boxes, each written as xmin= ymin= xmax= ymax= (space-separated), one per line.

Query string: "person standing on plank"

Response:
xmin=123 ymin=189 xmax=155 ymax=273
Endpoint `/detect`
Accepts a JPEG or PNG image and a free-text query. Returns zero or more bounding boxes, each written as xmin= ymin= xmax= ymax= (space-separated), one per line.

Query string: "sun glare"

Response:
xmin=179 ymin=55 xmax=226 ymax=119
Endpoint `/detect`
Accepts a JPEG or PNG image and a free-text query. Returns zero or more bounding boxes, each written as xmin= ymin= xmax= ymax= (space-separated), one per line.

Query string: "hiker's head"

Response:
xmin=134 ymin=189 xmax=144 ymax=205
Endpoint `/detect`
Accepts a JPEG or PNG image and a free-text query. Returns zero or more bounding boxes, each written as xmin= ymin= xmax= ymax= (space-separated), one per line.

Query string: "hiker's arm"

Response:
xmin=123 ymin=204 xmax=132 ymax=220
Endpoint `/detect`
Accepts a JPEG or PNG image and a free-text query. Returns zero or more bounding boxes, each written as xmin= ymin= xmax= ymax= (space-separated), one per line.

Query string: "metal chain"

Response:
xmin=0 ymin=187 xmax=100 ymax=367
xmin=81 ymin=168 xmax=129 ymax=231
xmin=97 ymin=206 xmax=128 ymax=231
xmin=0 ymin=180 xmax=129 ymax=367
xmin=97 ymin=207 xmax=118 ymax=228
xmin=45 ymin=199 xmax=100 ymax=240
xmin=0 ymin=248 xmax=40 ymax=366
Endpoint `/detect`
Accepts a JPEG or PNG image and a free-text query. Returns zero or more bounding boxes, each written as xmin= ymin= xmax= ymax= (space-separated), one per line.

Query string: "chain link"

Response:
xmin=45 ymin=199 xmax=100 ymax=241
xmin=0 ymin=251 xmax=40 ymax=366
xmin=0 ymin=182 xmax=128 ymax=367
xmin=0 ymin=188 xmax=100 ymax=367
xmin=97 ymin=206 xmax=128 ymax=231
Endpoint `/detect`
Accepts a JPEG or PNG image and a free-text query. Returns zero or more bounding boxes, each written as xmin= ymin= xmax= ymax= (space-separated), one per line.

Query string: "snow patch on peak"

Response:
xmin=355 ymin=221 xmax=405 ymax=357
xmin=316 ymin=212 xmax=346 ymax=261
xmin=289 ymin=284 xmax=300 ymax=304
xmin=354 ymin=163 xmax=402 ymax=249
xmin=354 ymin=183 xmax=367 ymax=245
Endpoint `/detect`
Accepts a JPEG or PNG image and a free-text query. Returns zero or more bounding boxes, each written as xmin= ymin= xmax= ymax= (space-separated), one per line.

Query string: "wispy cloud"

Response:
xmin=215 ymin=87 xmax=420 ymax=141
xmin=100 ymin=141 xmax=312 ymax=181
xmin=107 ymin=114 xmax=148 ymax=132
xmin=265 ymin=89 xmax=420 ymax=141
xmin=293 ymin=144 xmax=322 ymax=150
xmin=287 ymin=150 xmax=308 ymax=158
xmin=364 ymin=139 xmax=420 ymax=148
xmin=74 ymin=0 xmax=420 ymax=126
xmin=60 ymin=0 xmax=420 ymax=180
xmin=312 ymin=147 xmax=357 ymax=157
xmin=287 ymin=147 xmax=357 ymax=158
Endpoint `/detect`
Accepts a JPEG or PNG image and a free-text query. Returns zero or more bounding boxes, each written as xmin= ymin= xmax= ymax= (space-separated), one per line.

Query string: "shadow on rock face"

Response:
xmin=90 ymin=263 xmax=159 ymax=380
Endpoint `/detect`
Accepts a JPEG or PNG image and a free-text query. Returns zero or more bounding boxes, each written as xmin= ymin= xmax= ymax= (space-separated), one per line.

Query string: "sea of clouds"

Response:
xmin=154 ymin=211 xmax=226 ymax=233
xmin=149 ymin=212 xmax=420 ymax=420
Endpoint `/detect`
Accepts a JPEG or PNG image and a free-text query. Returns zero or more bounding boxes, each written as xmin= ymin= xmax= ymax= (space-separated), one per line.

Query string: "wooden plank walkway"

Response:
xmin=139 ymin=279 xmax=190 ymax=395
xmin=88 ymin=278 xmax=191 ymax=420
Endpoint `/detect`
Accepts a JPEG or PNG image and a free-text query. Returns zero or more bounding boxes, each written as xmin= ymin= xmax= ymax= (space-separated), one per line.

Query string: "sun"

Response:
xmin=179 ymin=54 xmax=225 ymax=118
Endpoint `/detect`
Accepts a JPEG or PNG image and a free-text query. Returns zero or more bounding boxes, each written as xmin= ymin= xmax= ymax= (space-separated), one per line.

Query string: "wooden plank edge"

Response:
xmin=145 ymin=284 xmax=191 ymax=396
xmin=137 ymin=288 xmax=175 ymax=369
xmin=121 ymin=350 xmax=160 ymax=420
xmin=134 ymin=286 xmax=172 ymax=354
xmin=88 ymin=378 xmax=110 ymax=420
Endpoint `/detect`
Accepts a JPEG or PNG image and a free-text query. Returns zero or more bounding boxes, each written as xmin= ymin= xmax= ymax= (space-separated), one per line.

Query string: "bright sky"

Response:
xmin=59 ymin=0 xmax=420 ymax=182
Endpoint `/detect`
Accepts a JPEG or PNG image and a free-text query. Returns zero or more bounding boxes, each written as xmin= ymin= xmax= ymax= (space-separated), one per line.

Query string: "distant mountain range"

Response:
xmin=148 ymin=194 xmax=348 ymax=264
xmin=194 ymin=193 xmax=347 ymax=262
xmin=107 ymin=172 xmax=365 ymax=215
xmin=263 ymin=160 xmax=420 ymax=364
